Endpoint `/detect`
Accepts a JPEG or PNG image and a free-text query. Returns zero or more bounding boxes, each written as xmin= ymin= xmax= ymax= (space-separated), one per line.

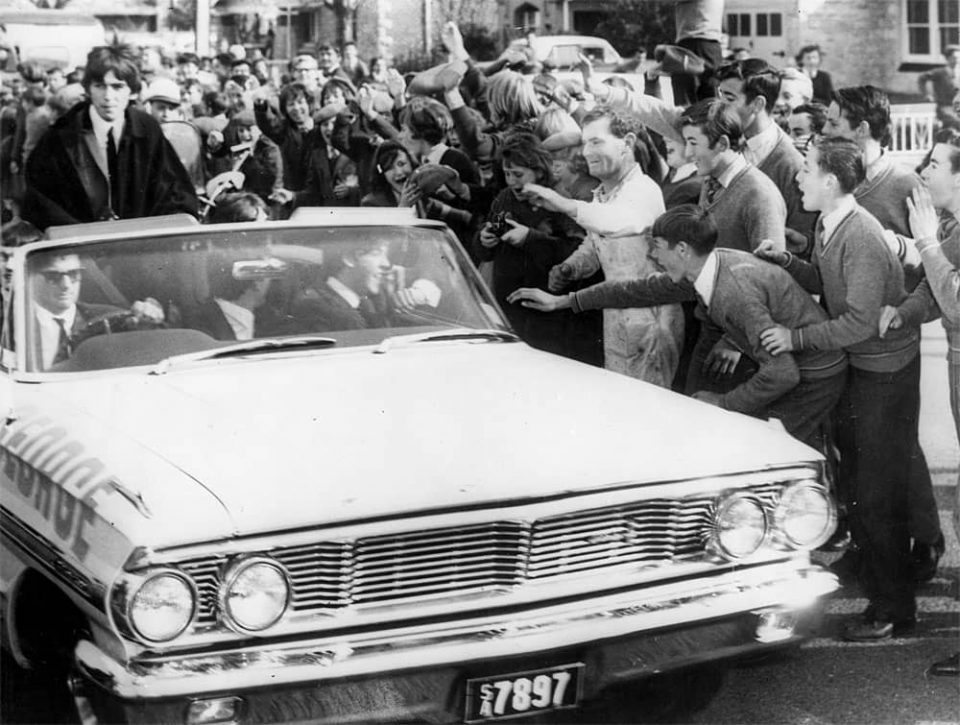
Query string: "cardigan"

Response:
xmin=784 ymin=203 xmax=919 ymax=372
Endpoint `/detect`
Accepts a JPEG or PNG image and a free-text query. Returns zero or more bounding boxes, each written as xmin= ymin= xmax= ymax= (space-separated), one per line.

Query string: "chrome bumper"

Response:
xmin=77 ymin=562 xmax=837 ymax=702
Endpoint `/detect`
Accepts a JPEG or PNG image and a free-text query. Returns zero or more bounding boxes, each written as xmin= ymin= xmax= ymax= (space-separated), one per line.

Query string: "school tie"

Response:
xmin=106 ymin=126 xmax=119 ymax=211
xmin=815 ymin=216 xmax=826 ymax=247
xmin=53 ymin=317 xmax=72 ymax=364
xmin=704 ymin=176 xmax=723 ymax=204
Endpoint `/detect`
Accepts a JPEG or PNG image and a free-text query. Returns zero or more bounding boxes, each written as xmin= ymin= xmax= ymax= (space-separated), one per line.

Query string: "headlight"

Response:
xmin=712 ymin=492 xmax=767 ymax=559
xmin=129 ymin=570 xmax=196 ymax=642
xmin=220 ymin=557 xmax=290 ymax=632
xmin=774 ymin=481 xmax=836 ymax=549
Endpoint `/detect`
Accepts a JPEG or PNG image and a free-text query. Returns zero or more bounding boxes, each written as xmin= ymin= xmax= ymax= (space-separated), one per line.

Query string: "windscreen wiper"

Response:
xmin=152 ymin=336 xmax=338 ymax=374
xmin=373 ymin=328 xmax=519 ymax=354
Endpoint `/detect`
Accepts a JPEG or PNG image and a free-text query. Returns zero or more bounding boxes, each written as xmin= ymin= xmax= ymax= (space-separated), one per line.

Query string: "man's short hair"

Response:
xmin=779 ymin=67 xmax=813 ymax=102
xmin=316 ymin=44 xmax=339 ymax=56
xmin=177 ymin=52 xmax=199 ymax=66
xmin=812 ymin=136 xmax=865 ymax=194
xmin=933 ymin=127 xmax=960 ymax=173
xmin=651 ymin=204 xmax=718 ymax=256
xmin=279 ymin=81 xmax=313 ymax=116
xmin=679 ymin=98 xmax=744 ymax=150
xmin=791 ymin=102 xmax=828 ymax=133
xmin=715 ymin=58 xmax=781 ymax=113
xmin=83 ymin=44 xmax=141 ymax=94
xmin=208 ymin=192 xmax=268 ymax=224
xmin=400 ymin=96 xmax=452 ymax=145
xmin=831 ymin=85 xmax=891 ymax=145
xmin=580 ymin=105 xmax=646 ymax=140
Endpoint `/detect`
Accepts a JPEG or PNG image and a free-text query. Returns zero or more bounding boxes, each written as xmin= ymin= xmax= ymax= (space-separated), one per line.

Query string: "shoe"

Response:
xmin=842 ymin=613 xmax=916 ymax=642
xmin=927 ymin=652 xmax=960 ymax=677
xmin=912 ymin=534 xmax=945 ymax=583
xmin=828 ymin=549 xmax=860 ymax=586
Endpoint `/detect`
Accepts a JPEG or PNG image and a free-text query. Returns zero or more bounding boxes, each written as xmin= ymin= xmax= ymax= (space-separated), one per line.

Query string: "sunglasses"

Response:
xmin=40 ymin=269 xmax=82 ymax=284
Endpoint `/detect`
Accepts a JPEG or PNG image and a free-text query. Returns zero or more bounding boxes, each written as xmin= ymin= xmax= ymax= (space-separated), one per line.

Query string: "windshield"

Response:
xmin=21 ymin=225 xmax=507 ymax=373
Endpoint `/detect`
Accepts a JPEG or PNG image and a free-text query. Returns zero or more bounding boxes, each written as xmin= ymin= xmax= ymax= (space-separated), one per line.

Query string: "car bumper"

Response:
xmin=77 ymin=561 xmax=837 ymax=723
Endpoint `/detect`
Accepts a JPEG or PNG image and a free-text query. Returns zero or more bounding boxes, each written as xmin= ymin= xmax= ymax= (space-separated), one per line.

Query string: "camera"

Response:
xmin=487 ymin=212 xmax=510 ymax=237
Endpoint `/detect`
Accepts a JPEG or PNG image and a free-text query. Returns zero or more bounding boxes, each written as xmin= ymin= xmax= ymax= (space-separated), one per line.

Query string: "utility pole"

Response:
xmin=196 ymin=0 xmax=211 ymax=55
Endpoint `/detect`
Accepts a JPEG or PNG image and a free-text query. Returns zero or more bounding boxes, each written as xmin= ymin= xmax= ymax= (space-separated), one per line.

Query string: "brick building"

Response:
xmin=724 ymin=0 xmax=959 ymax=96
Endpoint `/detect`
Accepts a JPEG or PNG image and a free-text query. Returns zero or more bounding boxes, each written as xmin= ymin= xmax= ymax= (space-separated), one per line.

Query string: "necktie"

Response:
xmin=106 ymin=126 xmax=119 ymax=211
xmin=53 ymin=317 xmax=72 ymax=365
xmin=815 ymin=216 xmax=826 ymax=246
xmin=705 ymin=177 xmax=723 ymax=204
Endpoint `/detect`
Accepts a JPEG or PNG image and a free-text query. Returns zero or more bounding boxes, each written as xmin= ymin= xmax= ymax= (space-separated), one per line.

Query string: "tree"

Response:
xmin=593 ymin=0 xmax=676 ymax=58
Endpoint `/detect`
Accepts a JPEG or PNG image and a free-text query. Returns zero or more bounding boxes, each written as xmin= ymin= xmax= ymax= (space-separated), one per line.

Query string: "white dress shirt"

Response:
xmin=819 ymin=195 xmax=858 ymax=250
xmin=214 ymin=298 xmax=255 ymax=340
xmin=692 ymin=250 xmax=719 ymax=308
xmin=35 ymin=304 xmax=78 ymax=370
xmin=89 ymin=105 xmax=125 ymax=175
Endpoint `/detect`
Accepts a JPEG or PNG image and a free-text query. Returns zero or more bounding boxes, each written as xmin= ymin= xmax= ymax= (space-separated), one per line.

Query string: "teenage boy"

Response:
xmin=22 ymin=44 xmax=197 ymax=230
xmin=647 ymin=204 xmax=846 ymax=448
xmin=880 ymin=131 xmax=960 ymax=675
xmin=822 ymin=84 xmax=942 ymax=582
xmin=757 ymin=136 xmax=921 ymax=641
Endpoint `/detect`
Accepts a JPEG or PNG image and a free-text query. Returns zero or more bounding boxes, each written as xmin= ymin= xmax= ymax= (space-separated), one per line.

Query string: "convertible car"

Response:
xmin=0 ymin=210 xmax=837 ymax=723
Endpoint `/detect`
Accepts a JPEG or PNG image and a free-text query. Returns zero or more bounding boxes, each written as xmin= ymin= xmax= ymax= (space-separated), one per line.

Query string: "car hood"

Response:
xmin=57 ymin=343 xmax=817 ymax=538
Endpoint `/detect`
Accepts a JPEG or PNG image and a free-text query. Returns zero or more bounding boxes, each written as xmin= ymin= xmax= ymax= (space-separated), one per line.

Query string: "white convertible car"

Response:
xmin=1 ymin=210 xmax=837 ymax=724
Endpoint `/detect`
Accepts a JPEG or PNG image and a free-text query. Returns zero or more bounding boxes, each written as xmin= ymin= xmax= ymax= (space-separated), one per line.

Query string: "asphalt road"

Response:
xmin=2 ymin=325 xmax=957 ymax=725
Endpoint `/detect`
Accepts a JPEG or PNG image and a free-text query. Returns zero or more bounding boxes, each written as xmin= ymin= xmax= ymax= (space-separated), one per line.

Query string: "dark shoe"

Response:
xmin=842 ymin=613 xmax=916 ymax=642
xmin=928 ymin=652 xmax=960 ymax=677
xmin=912 ymin=534 xmax=945 ymax=583
xmin=829 ymin=549 xmax=860 ymax=586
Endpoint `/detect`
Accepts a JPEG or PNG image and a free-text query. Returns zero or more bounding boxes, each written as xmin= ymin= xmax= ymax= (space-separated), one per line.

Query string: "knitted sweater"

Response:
xmin=707 ymin=249 xmax=847 ymax=414
xmin=855 ymin=153 xmax=920 ymax=237
xmin=756 ymin=128 xmax=818 ymax=255
xmin=699 ymin=164 xmax=787 ymax=252
xmin=784 ymin=204 xmax=919 ymax=372
xmin=898 ymin=216 xmax=960 ymax=364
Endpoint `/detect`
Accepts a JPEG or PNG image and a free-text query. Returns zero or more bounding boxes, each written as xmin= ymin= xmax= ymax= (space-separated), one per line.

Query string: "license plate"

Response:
xmin=463 ymin=663 xmax=584 ymax=722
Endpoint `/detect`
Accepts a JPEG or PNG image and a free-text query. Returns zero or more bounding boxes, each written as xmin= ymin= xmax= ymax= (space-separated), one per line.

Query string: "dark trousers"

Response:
xmin=671 ymin=38 xmax=724 ymax=106
xmin=835 ymin=357 xmax=920 ymax=622
xmin=767 ymin=371 xmax=846 ymax=451
xmin=908 ymin=442 xmax=941 ymax=545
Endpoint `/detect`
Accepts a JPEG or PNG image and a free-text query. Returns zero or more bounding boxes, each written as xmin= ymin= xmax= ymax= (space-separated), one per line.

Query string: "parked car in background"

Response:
xmin=1 ymin=210 xmax=837 ymax=723
xmin=500 ymin=34 xmax=667 ymax=100
xmin=0 ymin=10 xmax=104 ymax=72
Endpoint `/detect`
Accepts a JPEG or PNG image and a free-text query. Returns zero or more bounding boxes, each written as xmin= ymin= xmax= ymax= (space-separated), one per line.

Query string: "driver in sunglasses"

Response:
xmin=30 ymin=252 xmax=164 ymax=370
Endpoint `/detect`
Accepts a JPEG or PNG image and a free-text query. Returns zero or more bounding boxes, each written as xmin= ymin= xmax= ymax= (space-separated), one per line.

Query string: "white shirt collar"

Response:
xmin=820 ymin=195 xmax=858 ymax=248
xmin=35 ymin=304 xmax=78 ymax=370
xmin=425 ymin=143 xmax=449 ymax=166
xmin=744 ymin=122 xmax=779 ymax=165
xmin=864 ymin=149 xmax=891 ymax=182
xmin=326 ymin=276 xmax=361 ymax=309
xmin=88 ymin=104 xmax=125 ymax=149
xmin=670 ymin=162 xmax=698 ymax=183
xmin=692 ymin=250 xmax=719 ymax=308
xmin=214 ymin=298 xmax=255 ymax=341
xmin=716 ymin=153 xmax=747 ymax=188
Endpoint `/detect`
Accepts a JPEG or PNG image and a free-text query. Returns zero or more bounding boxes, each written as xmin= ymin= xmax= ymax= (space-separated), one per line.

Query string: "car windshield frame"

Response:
xmin=3 ymin=219 xmax=510 ymax=378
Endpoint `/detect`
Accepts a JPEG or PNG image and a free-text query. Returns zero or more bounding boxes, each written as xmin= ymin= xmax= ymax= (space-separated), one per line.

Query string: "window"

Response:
xmin=726 ymin=12 xmax=751 ymax=37
xmin=755 ymin=13 xmax=782 ymax=38
xmin=904 ymin=0 xmax=960 ymax=61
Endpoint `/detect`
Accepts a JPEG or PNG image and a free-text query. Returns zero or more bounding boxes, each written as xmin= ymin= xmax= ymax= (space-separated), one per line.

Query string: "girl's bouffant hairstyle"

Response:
xmin=497 ymin=130 xmax=554 ymax=186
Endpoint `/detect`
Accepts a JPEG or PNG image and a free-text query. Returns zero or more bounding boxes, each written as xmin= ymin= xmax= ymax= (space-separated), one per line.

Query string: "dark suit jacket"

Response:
xmin=181 ymin=298 xmax=301 ymax=341
xmin=22 ymin=101 xmax=199 ymax=230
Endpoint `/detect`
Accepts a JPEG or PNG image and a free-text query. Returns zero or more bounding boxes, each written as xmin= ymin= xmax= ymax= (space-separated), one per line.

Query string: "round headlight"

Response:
xmin=774 ymin=481 xmax=836 ymax=549
xmin=129 ymin=571 xmax=196 ymax=642
xmin=221 ymin=558 xmax=290 ymax=633
xmin=713 ymin=493 xmax=767 ymax=559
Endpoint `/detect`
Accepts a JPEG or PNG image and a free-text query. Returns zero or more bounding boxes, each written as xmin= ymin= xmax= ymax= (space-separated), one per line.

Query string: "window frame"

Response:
xmin=902 ymin=0 xmax=960 ymax=63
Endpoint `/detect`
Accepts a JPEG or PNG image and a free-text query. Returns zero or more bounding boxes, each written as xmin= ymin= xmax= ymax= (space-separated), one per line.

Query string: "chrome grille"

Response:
xmin=176 ymin=482 xmax=790 ymax=627
xmin=352 ymin=521 xmax=528 ymax=604
xmin=528 ymin=497 xmax=713 ymax=579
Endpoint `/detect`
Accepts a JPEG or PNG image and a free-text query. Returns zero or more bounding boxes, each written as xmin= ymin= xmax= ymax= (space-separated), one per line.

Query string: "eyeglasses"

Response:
xmin=40 ymin=269 xmax=82 ymax=284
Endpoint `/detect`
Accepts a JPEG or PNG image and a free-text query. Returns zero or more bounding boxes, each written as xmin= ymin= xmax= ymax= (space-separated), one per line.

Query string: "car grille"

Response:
xmin=180 ymin=483 xmax=782 ymax=626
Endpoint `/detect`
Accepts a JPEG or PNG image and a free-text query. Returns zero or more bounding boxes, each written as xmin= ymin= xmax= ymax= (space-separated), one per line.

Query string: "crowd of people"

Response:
xmin=0 ymin=3 xmax=958 ymax=676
